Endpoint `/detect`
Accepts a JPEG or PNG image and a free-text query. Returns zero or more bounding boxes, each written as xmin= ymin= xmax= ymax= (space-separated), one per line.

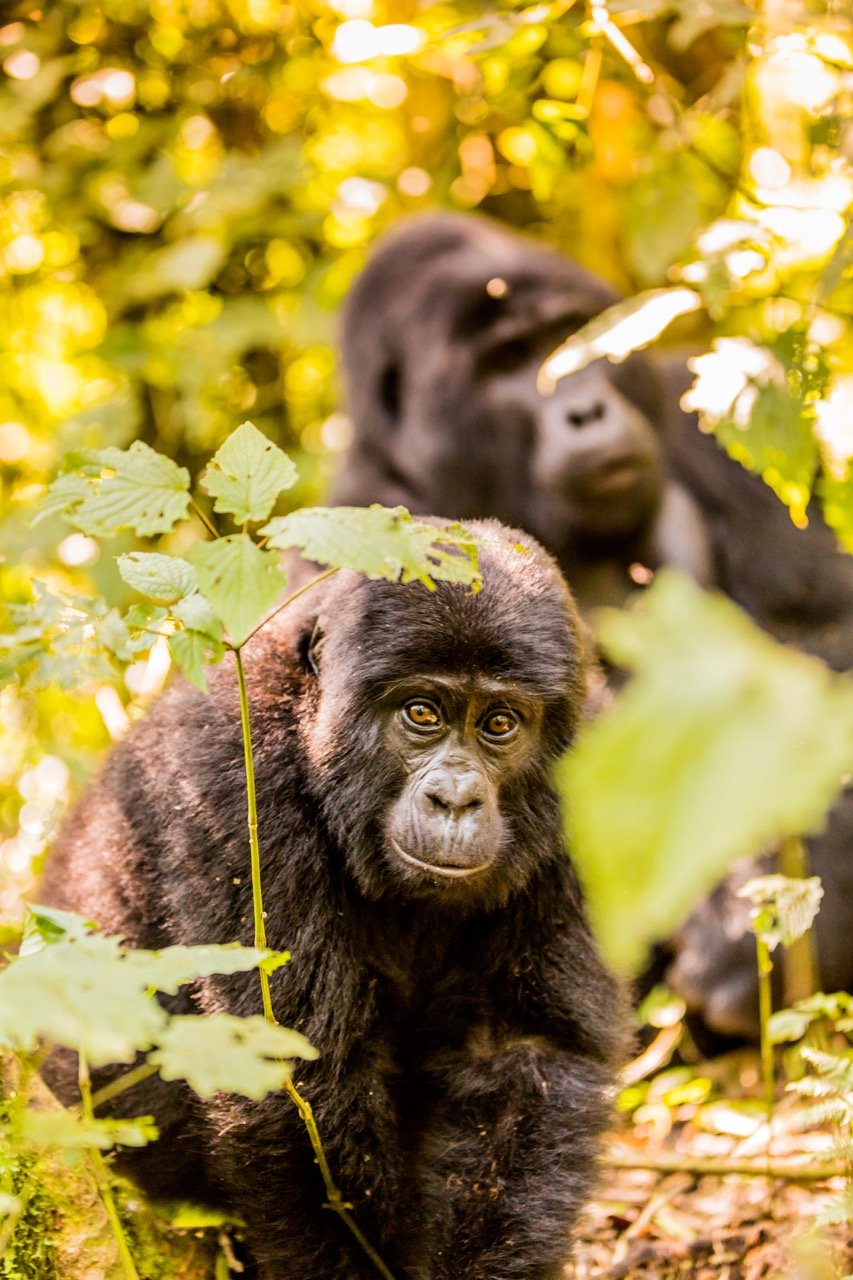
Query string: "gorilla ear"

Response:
xmin=298 ymin=619 xmax=326 ymax=677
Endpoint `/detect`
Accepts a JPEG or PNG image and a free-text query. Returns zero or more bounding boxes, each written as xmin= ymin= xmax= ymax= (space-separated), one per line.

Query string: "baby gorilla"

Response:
xmin=41 ymin=521 xmax=624 ymax=1280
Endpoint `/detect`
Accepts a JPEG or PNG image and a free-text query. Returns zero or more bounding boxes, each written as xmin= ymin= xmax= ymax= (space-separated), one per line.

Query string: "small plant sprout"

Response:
xmin=737 ymin=873 xmax=824 ymax=1117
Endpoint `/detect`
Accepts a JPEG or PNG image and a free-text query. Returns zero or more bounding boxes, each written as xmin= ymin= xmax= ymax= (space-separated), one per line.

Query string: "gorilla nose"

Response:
xmin=566 ymin=401 xmax=606 ymax=429
xmin=425 ymin=772 xmax=485 ymax=821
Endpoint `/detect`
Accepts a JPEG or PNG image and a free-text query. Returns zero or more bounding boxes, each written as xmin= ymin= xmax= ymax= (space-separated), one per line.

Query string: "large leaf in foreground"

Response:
xmin=189 ymin=534 xmax=287 ymax=645
xmin=47 ymin=442 xmax=191 ymax=537
xmin=560 ymin=571 xmax=853 ymax=972
xmin=201 ymin=421 xmax=298 ymax=524
xmin=261 ymin=505 xmax=480 ymax=591
xmin=152 ymin=1014 xmax=318 ymax=1099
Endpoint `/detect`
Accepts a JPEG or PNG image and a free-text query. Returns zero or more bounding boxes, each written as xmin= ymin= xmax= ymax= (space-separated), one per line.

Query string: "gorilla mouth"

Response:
xmin=390 ymin=839 xmax=491 ymax=879
xmin=584 ymin=457 xmax=646 ymax=494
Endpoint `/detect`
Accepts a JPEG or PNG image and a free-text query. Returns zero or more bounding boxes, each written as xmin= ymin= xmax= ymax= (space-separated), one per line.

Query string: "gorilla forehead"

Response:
xmin=318 ymin=524 xmax=583 ymax=704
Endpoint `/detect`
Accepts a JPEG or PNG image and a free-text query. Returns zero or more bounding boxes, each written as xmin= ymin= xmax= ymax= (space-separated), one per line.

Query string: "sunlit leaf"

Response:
xmin=561 ymin=572 xmax=853 ymax=972
xmin=48 ymin=443 xmax=191 ymax=538
xmin=120 ymin=942 xmax=290 ymax=994
xmin=151 ymin=1014 xmax=318 ymax=1100
xmin=737 ymin=874 xmax=824 ymax=950
xmin=117 ymin=552 xmax=197 ymax=604
xmin=201 ymin=421 xmax=298 ymax=524
xmin=0 ymin=935 xmax=167 ymax=1065
xmin=188 ymin=535 xmax=287 ymax=645
xmin=21 ymin=1111 xmax=158 ymax=1151
xmin=261 ymin=506 xmax=480 ymax=591
xmin=539 ymin=289 xmax=702 ymax=387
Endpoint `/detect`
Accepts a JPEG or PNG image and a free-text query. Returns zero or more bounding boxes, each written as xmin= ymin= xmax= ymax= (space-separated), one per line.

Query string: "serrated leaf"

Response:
xmin=0 ymin=936 xmax=284 ymax=1064
xmin=117 ymin=553 xmax=197 ymax=604
xmin=50 ymin=442 xmax=191 ymax=538
xmin=561 ymin=571 xmax=853 ymax=972
xmin=0 ymin=586 xmax=123 ymax=690
xmin=151 ymin=1014 xmax=318 ymax=1099
xmin=737 ymin=874 xmax=824 ymax=950
xmin=169 ymin=626 xmax=223 ymax=692
xmin=125 ymin=603 xmax=170 ymax=653
xmin=261 ymin=506 xmax=481 ymax=592
xmin=120 ymin=942 xmax=289 ymax=994
xmin=0 ymin=935 xmax=167 ymax=1065
xmin=20 ymin=904 xmax=99 ymax=956
xmin=714 ymin=383 xmax=818 ymax=523
xmin=201 ymin=422 xmax=298 ymax=524
xmin=188 ymin=535 xmax=287 ymax=645
xmin=21 ymin=1111 xmax=158 ymax=1151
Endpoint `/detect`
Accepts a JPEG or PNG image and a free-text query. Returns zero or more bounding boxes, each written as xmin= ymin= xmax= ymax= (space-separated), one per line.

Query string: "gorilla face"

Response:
xmin=336 ymin=214 xmax=677 ymax=581
xmin=298 ymin=523 xmax=585 ymax=909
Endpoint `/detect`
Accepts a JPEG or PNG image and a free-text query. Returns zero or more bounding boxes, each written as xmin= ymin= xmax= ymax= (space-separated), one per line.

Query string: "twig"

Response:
xmin=239 ymin=566 xmax=339 ymax=647
xmin=604 ymin=1152 xmax=848 ymax=1180
xmin=79 ymin=1051 xmax=141 ymax=1280
xmin=91 ymin=1061 xmax=159 ymax=1110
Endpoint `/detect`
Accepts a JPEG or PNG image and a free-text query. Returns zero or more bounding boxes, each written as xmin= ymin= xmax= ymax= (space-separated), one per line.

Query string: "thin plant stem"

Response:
xmin=240 ymin=566 xmax=339 ymax=647
xmin=233 ymin=647 xmax=273 ymax=1023
xmin=78 ymin=1052 xmax=141 ymax=1280
xmin=0 ymin=1176 xmax=35 ymax=1258
xmin=233 ymin=641 xmax=396 ymax=1280
xmin=283 ymin=1079 xmax=397 ymax=1280
xmin=91 ymin=1061 xmax=159 ymax=1110
xmin=756 ymin=935 xmax=775 ymax=1119
xmin=779 ymin=835 xmax=820 ymax=1005
xmin=190 ymin=497 xmax=219 ymax=540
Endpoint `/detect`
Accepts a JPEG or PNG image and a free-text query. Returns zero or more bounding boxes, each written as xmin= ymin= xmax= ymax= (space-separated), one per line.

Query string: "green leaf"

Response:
xmin=768 ymin=1007 xmax=813 ymax=1044
xmin=151 ymin=1014 xmax=318 ymax=1100
xmin=261 ymin=506 xmax=481 ymax=591
xmin=20 ymin=904 xmax=99 ymax=955
xmin=714 ymin=382 xmax=818 ymax=524
xmin=21 ymin=1111 xmax=158 ymax=1151
xmin=737 ymin=874 xmax=824 ymax=950
xmin=120 ymin=942 xmax=290 ymax=994
xmin=201 ymin=421 xmax=298 ymax=524
xmin=169 ymin=626 xmax=223 ymax=692
xmin=49 ymin=442 xmax=191 ymax=538
xmin=117 ymin=553 xmax=197 ymax=604
xmin=125 ymin=602 xmax=170 ymax=652
xmin=561 ymin=572 xmax=853 ymax=972
xmin=0 ymin=936 xmax=284 ymax=1064
xmin=0 ymin=586 xmax=127 ymax=690
xmin=0 ymin=935 xmax=167 ymax=1065
xmin=188 ymin=535 xmax=287 ymax=645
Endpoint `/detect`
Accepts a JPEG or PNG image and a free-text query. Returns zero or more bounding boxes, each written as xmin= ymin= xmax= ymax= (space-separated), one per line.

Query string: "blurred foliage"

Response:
xmin=0 ymin=0 xmax=850 ymax=929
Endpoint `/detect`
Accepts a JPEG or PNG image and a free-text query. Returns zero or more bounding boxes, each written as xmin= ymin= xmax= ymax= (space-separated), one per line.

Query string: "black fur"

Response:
xmin=333 ymin=213 xmax=853 ymax=1039
xmin=41 ymin=522 xmax=624 ymax=1280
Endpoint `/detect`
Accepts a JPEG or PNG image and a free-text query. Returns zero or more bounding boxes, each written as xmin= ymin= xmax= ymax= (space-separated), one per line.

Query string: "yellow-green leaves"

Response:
xmin=188 ymin=535 xmax=287 ymax=647
xmin=561 ymin=572 xmax=853 ymax=973
xmin=262 ymin=505 xmax=480 ymax=591
xmin=117 ymin=552 xmax=198 ymax=604
xmin=152 ymin=1014 xmax=318 ymax=1100
xmin=47 ymin=442 xmax=191 ymax=538
xmin=201 ymin=420 xmax=298 ymax=525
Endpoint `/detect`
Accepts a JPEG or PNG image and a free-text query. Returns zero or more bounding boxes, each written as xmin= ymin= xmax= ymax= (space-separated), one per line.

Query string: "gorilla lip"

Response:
xmin=390 ymin=838 xmax=491 ymax=878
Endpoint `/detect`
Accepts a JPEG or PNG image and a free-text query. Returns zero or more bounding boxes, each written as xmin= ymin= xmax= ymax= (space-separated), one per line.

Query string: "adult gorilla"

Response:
xmin=334 ymin=213 xmax=853 ymax=1039
xmin=42 ymin=522 xmax=623 ymax=1280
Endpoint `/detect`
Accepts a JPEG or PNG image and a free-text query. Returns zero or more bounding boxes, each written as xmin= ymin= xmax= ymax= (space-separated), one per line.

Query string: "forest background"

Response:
xmin=1 ymin=0 xmax=852 ymax=1012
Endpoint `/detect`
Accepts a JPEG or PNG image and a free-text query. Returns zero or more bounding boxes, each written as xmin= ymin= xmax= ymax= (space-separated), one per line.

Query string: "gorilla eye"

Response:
xmin=481 ymin=710 xmax=519 ymax=740
xmin=403 ymin=700 xmax=442 ymax=730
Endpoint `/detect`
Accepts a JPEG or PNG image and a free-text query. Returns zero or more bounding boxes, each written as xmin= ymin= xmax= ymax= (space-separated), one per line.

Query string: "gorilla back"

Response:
xmin=41 ymin=521 xmax=624 ymax=1280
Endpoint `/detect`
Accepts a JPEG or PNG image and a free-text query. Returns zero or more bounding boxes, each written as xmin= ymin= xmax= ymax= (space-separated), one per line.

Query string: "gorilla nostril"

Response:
xmin=426 ymin=791 xmax=450 ymax=812
xmin=426 ymin=790 xmax=483 ymax=818
xmin=568 ymin=402 xmax=606 ymax=429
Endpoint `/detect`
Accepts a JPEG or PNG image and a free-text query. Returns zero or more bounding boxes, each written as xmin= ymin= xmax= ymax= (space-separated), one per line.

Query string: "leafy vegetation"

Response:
xmin=1 ymin=0 xmax=851 ymax=1273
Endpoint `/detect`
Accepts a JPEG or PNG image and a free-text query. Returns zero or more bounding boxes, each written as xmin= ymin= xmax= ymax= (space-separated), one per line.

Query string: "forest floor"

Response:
xmin=569 ymin=1041 xmax=852 ymax=1280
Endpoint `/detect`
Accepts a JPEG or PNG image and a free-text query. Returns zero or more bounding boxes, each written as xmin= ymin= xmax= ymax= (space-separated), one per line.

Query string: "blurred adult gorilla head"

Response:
xmin=335 ymin=213 xmax=713 ymax=611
